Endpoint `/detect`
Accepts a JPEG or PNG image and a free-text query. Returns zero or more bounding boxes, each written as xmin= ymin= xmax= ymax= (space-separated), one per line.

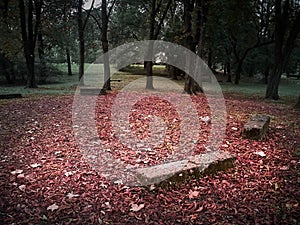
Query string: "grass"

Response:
xmin=0 ymin=63 xmax=299 ymax=102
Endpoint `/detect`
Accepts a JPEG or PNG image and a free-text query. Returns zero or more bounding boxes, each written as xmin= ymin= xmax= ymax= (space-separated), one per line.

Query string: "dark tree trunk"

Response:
xmin=208 ymin=48 xmax=212 ymax=70
xmin=295 ymin=95 xmax=300 ymax=109
xmin=145 ymin=0 xmax=172 ymax=89
xmin=19 ymin=0 xmax=42 ymax=88
xmin=183 ymin=0 xmax=204 ymax=94
xmin=263 ymin=65 xmax=269 ymax=84
xmin=37 ymin=31 xmax=47 ymax=84
xmin=0 ymin=53 xmax=14 ymax=84
xmin=266 ymin=0 xmax=300 ymax=100
xmin=234 ymin=61 xmax=243 ymax=84
xmin=66 ymin=48 xmax=72 ymax=76
xmin=145 ymin=0 xmax=156 ymax=90
xmin=171 ymin=66 xmax=179 ymax=80
xmin=226 ymin=62 xmax=232 ymax=83
xmin=101 ymin=0 xmax=111 ymax=91
xmin=183 ymin=0 xmax=194 ymax=94
xmin=77 ymin=0 xmax=84 ymax=86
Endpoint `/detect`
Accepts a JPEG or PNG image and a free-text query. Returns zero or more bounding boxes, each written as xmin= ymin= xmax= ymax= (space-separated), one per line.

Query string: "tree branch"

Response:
xmin=83 ymin=0 xmax=95 ymax=30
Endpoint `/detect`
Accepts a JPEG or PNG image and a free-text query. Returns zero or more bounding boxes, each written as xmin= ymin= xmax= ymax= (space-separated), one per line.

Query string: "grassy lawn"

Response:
xmin=0 ymin=63 xmax=299 ymax=103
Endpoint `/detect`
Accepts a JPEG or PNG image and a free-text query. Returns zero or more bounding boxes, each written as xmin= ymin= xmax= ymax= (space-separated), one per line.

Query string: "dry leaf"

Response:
xmin=11 ymin=169 xmax=23 ymax=175
xmin=254 ymin=151 xmax=266 ymax=157
xmin=189 ymin=190 xmax=200 ymax=199
xmin=130 ymin=203 xmax=145 ymax=212
xmin=18 ymin=185 xmax=26 ymax=191
xmin=30 ymin=163 xmax=42 ymax=168
xmin=67 ymin=193 xmax=79 ymax=199
xmin=17 ymin=174 xmax=25 ymax=179
xmin=47 ymin=204 xmax=59 ymax=211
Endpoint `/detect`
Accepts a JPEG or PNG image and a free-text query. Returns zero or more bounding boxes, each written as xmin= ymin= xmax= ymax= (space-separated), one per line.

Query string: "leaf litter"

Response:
xmin=0 ymin=94 xmax=299 ymax=224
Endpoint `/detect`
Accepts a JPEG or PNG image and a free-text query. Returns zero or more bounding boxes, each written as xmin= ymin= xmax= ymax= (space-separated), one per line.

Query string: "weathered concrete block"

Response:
xmin=136 ymin=151 xmax=235 ymax=187
xmin=243 ymin=114 xmax=270 ymax=140
xmin=80 ymin=87 xmax=105 ymax=95
xmin=0 ymin=94 xmax=22 ymax=99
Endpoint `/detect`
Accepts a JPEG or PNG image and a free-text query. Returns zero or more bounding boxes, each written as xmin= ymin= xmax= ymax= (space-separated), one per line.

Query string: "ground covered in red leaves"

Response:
xmin=0 ymin=93 xmax=299 ymax=224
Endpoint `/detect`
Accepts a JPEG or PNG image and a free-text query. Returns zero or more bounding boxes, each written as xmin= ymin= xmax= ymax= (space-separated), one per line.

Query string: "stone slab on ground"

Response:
xmin=80 ymin=87 xmax=104 ymax=95
xmin=0 ymin=94 xmax=22 ymax=99
xmin=136 ymin=151 xmax=235 ymax=187
xmin=243 ymin=114 xmax=270 ymax=140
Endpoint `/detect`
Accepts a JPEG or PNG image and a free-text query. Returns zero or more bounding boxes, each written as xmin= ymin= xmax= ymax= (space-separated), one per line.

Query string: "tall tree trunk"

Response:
xmin=183 ymin=0 xmax=194 ymax=94
xmin=234 ymin=60 xmax=243 ymax=84
xmin=226 ymin=62 xmax=232 ymax=83
xmin=19 ymin=0 xmax=40 ymax=88
xmin=145 ymin=0 xmax=172 ymax=90
xmin=266 ymin=0 xmax=300 ymax=100
xmin=101 ymin=0 xmax=111 ymax=92
xmin=77 ymin=0 xmax=84 ymax=86
xmin=183 ymin=0 xmax=204 ymax=94
xmin=0 ymin=53 xmax=14 ymax=84
xmin=263 ymin=65 xmax=269 ymax=84
xmin=145 ymin=0 xmax=156 ymax=90
xmin=295 ymin=95 xmax=300 ymax=110
xmin=37 ymin=31 xmax=47 ymax=84
xmin=66 ymin=48 xmax=72 ymax=76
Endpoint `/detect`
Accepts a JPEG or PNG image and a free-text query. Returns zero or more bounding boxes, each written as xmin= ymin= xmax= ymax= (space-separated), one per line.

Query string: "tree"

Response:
xmin=88 ymin=0 xmax=116 ymax=92
xmin=0 ymin=0 xmax=20 ymax=84
xmin=145 ymin=0 xmax=173 ymax=89
xmin=18 ymin=0 xmax=43 ymax=88
xmin=182 ymin=0 xmax=206 ymax=94
xmin=110 ymin=0 xmax=148 ymax=47
xmin=266 ymin=0 xmax=300 ymax=100
xmin=295 ymin=95 xmax=300 ymax=109
xmin=77 ymin=0 xmax=95 ymax=86
xmin=101 ymin=0 xmax=116 ymax=92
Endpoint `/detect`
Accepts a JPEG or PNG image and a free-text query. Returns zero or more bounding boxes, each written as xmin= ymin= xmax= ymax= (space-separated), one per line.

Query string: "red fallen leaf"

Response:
xmin=279 ymin=166 xmax=289 ymax=170
xmin=188 ymin=190 xmax=200 ymax=199
xmin=221 ymin=180 xmax=230 ymax=186
xmin=195 ymin=206 xmax=204 ymax=212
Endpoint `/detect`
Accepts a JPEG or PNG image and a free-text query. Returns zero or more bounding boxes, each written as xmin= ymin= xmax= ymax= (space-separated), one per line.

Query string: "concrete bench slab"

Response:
xmin=136 ymin=151 xmax=235 ymax=187
xmin=243 ymin=114 xmax=270 ymax=140
xmin=0 ymin=94 xmax=22 ymax=99
xmin=80 ymin=87 xmax=105 ymax=95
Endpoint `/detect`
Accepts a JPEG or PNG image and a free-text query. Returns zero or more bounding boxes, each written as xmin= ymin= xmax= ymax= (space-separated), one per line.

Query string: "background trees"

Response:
xmin=0 ymin=0 xmax=299 ymax=100
xmin=266 ymin=0 xmax=300 ymax=100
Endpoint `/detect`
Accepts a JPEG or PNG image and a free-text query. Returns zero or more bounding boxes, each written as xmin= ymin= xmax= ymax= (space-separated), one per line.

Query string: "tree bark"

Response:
xmin=295 ymin=95 xmax=300 ymax=110
xmin=101 ymin=0 xmax=111 ymax=92
xmin=234 ymin=60 xmax=243 ymax=85
xmin=145 ymin=0 xmax=156 ymax=90
xmin=0 ymin=53 xmax=14 ymax=84
xmin=145 ymin=0 xmax=172 ymax=90
xmin=183 ymin=0 xmax=204 ymax=94
xmin=66 ymin=48 xmax=72 ymax=76
xmin=266 ymin=0 xmax=300 ymax=100
xmin=77 ymin=0 xmax=84 ymax=86
xmin=19 ymin=0 xmax=42 ymax=88
xmin=37 ymin=31 xmax=47 ymax=84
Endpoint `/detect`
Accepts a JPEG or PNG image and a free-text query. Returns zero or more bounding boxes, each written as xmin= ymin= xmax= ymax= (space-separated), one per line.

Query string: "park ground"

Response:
xmin=0 ymin=65 xmax=299 ymax=224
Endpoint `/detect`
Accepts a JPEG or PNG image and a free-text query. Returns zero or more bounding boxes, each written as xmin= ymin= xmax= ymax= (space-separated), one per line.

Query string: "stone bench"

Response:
xmin=80 ymin=87 xmax=103 ymax=95
xmin=136 ymin=151 xmax=235 ymax=187
xmin=287 ymin=74 xmax=300 ymax=79
xmin=0 ymin=94 xmax=22 ymax=99
xmin=243 ymin=114 xmax=270 ymax=140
